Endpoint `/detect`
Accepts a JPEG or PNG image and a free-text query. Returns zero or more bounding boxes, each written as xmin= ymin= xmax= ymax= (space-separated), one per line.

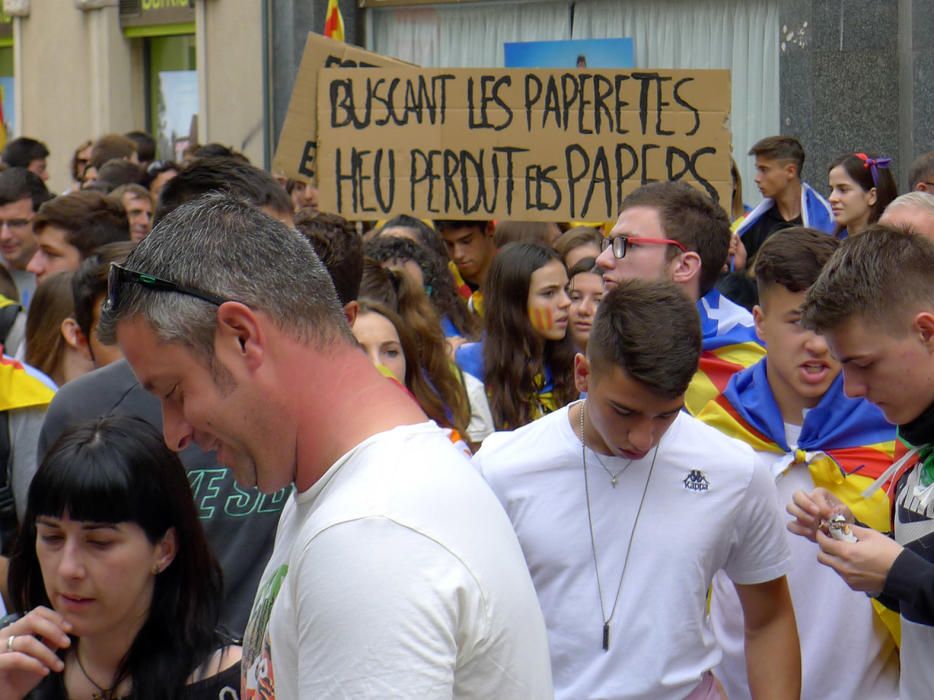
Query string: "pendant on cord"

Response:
xmin=603 ymin=622 xmax=610 ymax=651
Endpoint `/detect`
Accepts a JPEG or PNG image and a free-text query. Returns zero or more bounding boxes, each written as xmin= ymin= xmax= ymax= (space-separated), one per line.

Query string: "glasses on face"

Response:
xmin=601 ymin=235 xmax=688 ymax=260
xmin=0 ymin=217 xmax=32 ymax=230
xmin=105 ymin=263 xmax=233 ymax=314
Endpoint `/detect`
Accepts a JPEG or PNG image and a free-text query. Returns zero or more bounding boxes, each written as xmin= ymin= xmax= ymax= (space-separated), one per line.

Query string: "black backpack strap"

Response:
xmin=0 ymin=411 xmax=15 ymax=555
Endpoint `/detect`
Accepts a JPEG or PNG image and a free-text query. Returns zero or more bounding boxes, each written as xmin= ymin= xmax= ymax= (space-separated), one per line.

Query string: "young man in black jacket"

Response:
xmin=788 ymin=224 xmax=934 ymax=700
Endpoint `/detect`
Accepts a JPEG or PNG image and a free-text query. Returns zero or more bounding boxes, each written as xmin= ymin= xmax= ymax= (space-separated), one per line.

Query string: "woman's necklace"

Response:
xmin=579 ymin=402 xmax=660 ymax=651
xmin=74 ymin=647 xmax=117 ymax=700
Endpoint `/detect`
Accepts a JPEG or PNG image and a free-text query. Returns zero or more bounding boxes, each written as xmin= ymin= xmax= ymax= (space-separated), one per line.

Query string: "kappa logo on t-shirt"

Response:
xmin=683 ymin=469 xmax=710 ymax=492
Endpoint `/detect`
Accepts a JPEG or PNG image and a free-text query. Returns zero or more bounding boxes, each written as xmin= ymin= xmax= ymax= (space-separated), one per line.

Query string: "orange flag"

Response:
xmin=324 ymin=0 xmax=345 ymax=42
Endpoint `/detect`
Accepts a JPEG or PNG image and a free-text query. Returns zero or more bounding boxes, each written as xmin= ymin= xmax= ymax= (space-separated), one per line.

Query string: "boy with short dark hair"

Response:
xmin=27 ymin=191 xmax=129 ymax=283
xmin=720 ymin=136 xmax=834 ymax=309
xmin=699 ymin=227 xmax=899 ymax=700
xmin=788 ymin=225 xmax=934 ymax=700
xmin=739 ymin=136 xmax=834 ymax=259
xmin=436 ymin=219 xmax=496 ymax=315
xmin=477 ymin=279 xmax=799 ymax=700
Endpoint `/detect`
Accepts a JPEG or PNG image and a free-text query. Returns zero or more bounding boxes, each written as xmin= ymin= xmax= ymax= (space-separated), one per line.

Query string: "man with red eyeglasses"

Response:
xmin=596 ymin=182 xmax=766 ymax=415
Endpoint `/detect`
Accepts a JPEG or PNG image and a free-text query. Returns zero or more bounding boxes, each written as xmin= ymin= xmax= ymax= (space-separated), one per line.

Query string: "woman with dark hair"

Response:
xmin=358 ymin=261 xmax=475 ymax=443
xmin=376 ymin=214 xmax=450 ymax=263
xmin=0 ymin=416 xmax=240 ymax=699
xmin=458 ymin=243 xmax=576 ymax=429
xmin=554 ymin=226 xmax=602 ymax=270
xmin=142 ymin=160 xmax=180 ymax=200
xmin=371 ymin=222 xmax=480 ymax=343
xmin=566 ymin=256 xmax=603 ymax=354
xmin=828 ymin=152 xmax=898 ymax=238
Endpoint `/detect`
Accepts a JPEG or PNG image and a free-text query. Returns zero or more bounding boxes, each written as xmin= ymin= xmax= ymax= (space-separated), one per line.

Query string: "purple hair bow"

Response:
xmin=855 ymin=152 xmax=892 ymax=187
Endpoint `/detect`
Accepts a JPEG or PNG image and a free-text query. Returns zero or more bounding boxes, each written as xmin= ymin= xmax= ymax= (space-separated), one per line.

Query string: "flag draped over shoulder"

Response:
xmin=0 ymin=354 xmax=55 ymax=411
xmin=700 ymin=360 xmax=896 ymax=523
xmin=697 ymin=360 xmax=900 ymax=642
xmin=734 ymin=182 xmax=835 ymax=239
xmin=686 ymin=289 xmax=766 ymax=416
xmin=324 ymin=0 xmax=345 ymax=41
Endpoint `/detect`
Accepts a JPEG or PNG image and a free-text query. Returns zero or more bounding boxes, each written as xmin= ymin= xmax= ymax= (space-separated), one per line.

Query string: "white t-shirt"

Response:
xmin=709 ymin=452 xmax=899 ymax=700
xmin=463 ymin=371 xmax=495 ymax=443
xmin=241 ymin=421 xmax=553 ymax=699
xmin=475 ymin=405 xmax=789 ymax=700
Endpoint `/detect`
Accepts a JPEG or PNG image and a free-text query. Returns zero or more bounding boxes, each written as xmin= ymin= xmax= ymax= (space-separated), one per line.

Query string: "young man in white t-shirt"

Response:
xmin=100 ymin=194 xmax=553 ymax=699
xmin=475 ymin=279 xmax=800 ymax=700
xmin=697 ymin=228 xmax=899 ymax=699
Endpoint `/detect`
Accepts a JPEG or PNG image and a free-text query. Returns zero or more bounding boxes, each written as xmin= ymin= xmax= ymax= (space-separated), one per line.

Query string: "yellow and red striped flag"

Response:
xmin=324 ymin=0 xmax=345 ymax=42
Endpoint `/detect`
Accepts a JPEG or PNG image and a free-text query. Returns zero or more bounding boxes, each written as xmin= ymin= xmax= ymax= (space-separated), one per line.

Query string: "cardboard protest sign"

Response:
xmin=272 ymin=33 xmax=408 ymax=183
xmin=315 ymin=67 xmax=732 ymax=222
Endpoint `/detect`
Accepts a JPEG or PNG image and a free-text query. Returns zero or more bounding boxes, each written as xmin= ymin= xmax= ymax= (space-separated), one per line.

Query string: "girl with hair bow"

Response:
xmin=828 ymin=152 xmax=898 ymax=237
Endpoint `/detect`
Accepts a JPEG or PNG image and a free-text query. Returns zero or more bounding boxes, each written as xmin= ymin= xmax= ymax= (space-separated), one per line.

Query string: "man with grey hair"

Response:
xmin=38 ymin=158 xmax=300 ymax=636
xmin=880 ymin=191 xmax=934 ymax=238
xmin=100 ymin=193 xmax=552 ymax=698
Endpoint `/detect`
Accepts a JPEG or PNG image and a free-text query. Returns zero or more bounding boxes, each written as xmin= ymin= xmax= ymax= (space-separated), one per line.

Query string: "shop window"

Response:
xmin=0 ymin=47 xmax=12 ymax=141
xmin=145 ymin=34 xmax=198 ymax=160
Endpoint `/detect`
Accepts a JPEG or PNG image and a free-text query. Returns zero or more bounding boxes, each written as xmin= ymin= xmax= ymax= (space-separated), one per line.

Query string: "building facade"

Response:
xmin=3 ymin=0 xmax=931 ymax=200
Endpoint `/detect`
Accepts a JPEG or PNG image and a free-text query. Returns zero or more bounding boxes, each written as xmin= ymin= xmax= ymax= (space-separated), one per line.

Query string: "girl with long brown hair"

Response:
xmin=457 ymin=243 xmax=577 ymax=429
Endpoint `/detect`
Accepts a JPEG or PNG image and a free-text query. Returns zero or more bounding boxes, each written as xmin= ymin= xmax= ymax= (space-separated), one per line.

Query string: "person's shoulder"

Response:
xmin=455 ymin=341 xmax=484 ymax=381
xmin=183 ymin=645 xmax=242 ymax=698
xmin=475 ymin=408 xmax=574 ymax=475
xmin=338 ymin=422 xmax=475 ymax=486
xmin=50 ymin=359 xmax=139 ymax=409
xmin=669 ymin=412 xmax=757 ymax=464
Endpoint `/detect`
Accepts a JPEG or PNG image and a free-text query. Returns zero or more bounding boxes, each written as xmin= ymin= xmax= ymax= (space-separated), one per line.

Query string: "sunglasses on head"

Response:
xmin=105 ymin=263 xmax=232 ymax=314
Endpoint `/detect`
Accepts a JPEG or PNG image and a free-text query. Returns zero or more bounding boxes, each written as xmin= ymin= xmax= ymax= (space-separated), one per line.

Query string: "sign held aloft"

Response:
xmin=316 ymin=67 xmax=731 ymax=221
xmin=272 ymin=33 xmax=407 ymax=184
xmin=273 ymin=35 xmax=732 ymax=222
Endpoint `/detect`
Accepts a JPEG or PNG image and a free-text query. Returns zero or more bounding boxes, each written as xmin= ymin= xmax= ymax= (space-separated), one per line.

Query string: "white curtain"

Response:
xmin=572 ymin=0 xmax=780 ymax=206
xmin=370 ymin=2 xmax=571 ymax=68
xmin=368 ymin=0 xmax=779 ymax=207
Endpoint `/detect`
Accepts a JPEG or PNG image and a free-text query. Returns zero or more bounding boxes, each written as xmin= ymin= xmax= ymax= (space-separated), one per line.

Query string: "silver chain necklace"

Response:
xmin=591 ymin=448 xmax=634 ymax=487
xmin=579 ymin=401 xmax=660 ymax=651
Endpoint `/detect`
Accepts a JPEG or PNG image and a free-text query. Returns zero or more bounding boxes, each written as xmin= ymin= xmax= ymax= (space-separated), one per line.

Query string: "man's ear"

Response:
xmin=574 ymin=352 xmax=591 ymax=394
xmin=752 ymin=305 xmax=766 ymax=342
xmin=215 ymin=302 xmax=264 ymax=371
xmin=60 ymin=317 xmax=92 ymax=362
xmin=915 ymin=312 xmax=934 ymax=350
xmin=343 ymin=300 xmax=360 ymax=328
xmin=670 ymin=251 xmax=701 ymax=287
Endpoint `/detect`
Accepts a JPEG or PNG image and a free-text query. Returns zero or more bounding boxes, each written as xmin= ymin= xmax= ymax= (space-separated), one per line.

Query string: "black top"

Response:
xmin=739 ymin=204 xmax=803 ymax=264
xmin=877 ymin=404 xmax=934 ymax=626
xmin=717 ymin=206 xmax=804 ymax=310
xmin=37 ymin=359 xmax=287 ymax=636
xmin=28 ymin=660 xmax=241 ymax=699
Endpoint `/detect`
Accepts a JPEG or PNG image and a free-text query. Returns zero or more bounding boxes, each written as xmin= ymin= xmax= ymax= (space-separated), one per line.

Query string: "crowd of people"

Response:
xmin=0 ymin=127 xmax=928 ymax=699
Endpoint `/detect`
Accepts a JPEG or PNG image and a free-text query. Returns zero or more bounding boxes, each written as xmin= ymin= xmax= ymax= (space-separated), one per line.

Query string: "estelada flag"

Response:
xmin=324 ymin=0 xmax=345 ymax=42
